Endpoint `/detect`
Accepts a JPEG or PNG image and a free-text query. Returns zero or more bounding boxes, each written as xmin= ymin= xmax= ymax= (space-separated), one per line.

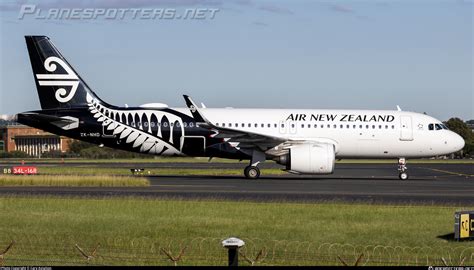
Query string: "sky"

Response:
xmin=0 ymin=0 xmax=472 ymax=121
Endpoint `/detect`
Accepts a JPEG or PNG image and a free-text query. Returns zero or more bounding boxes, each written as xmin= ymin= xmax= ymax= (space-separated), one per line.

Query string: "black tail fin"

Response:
xmin=25 ymin=36 xmax=104 ymax=110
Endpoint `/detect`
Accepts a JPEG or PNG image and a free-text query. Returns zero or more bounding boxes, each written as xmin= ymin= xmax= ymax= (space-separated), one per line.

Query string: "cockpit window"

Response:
xmin=428 ymin=123 xmax=448 ymax=131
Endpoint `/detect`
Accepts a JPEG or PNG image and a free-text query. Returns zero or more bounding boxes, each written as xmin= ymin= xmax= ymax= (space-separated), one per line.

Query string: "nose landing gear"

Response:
xmin=398 ymin=157 xmax=409 ymax=180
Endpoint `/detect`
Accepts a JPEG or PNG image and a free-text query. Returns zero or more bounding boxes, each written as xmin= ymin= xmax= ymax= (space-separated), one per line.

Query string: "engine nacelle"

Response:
xmin=276 ymin=143 xmax=335 ymax=174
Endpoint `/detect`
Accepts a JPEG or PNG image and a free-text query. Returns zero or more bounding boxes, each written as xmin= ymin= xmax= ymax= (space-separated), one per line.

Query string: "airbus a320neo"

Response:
xmin=12 ymin=36 xmax=465 ymax=180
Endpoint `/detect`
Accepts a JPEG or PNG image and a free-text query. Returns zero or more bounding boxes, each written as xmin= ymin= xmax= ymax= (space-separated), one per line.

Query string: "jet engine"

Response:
xmin=276 ymin=143 xmax=335 ymax=174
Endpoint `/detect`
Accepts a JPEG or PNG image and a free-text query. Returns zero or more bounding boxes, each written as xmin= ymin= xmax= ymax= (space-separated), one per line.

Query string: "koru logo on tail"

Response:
xmin=35 ymin=56 xmax=79 ymax=103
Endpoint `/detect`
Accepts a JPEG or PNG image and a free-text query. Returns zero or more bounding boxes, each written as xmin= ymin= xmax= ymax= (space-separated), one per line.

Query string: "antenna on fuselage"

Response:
xmin=396 ymin=105 xmax=402 ymax=111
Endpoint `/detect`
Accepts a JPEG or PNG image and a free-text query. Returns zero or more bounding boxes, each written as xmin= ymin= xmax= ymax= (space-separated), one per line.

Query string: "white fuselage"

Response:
xmin=173 ymin=108 xmax=465 ymax=158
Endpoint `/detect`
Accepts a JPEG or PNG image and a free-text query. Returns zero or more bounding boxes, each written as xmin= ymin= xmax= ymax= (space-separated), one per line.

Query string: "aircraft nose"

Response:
xmin=451 ymin=132 xmax=465 ymax=152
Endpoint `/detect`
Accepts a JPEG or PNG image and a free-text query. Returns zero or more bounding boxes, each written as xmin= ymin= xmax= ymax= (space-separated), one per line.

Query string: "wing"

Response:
xmin=183 ymin=95 xmax=287 ymax=151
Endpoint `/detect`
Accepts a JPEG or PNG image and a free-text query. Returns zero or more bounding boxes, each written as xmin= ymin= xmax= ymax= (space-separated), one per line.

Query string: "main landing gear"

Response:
xmin=244 ymin=150 xmax=266 ymax=180
xmin=398 ymin=157 xmax=409 ymax=180
xmin=244 ymin=166 xmax=260 ymax=179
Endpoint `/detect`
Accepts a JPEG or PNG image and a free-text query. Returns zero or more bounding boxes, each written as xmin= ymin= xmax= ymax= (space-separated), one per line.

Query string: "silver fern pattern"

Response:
xmin=86 ymin=93 xmax=184 ymax=155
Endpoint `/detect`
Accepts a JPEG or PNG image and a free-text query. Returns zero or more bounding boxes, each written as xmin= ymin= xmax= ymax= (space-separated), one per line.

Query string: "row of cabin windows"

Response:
xmin=428 ymin=123 xmax=448 ymax=131
xmin=126 ymin=121 xmax=401 ymax=130
xmin=128 ymin=122 xmax=194 ymax=128
xmin=215 ymin=123 xmax=396 ymax=130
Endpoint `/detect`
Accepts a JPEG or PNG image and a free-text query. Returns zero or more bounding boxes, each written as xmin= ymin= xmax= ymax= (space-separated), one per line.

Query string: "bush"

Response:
xmin=78 ymin=146 xmax=152 ymax=159
xmin=0 ymin=151 xmax=30 ymax=158
xmin=41 ymin=150 xmax=70 ymax=158
xmin=67 ymin=140 xmax=152 ymax=159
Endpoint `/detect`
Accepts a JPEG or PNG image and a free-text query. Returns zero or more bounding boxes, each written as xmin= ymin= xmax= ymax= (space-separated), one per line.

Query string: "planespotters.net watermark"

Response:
xmin=18 ymin=4 xmax=220 ymax=20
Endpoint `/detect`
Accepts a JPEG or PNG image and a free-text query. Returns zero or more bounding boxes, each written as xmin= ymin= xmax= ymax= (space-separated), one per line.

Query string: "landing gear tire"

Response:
xmin=399 ymin=172 xmax=409 ymax=180
xmin=244 ymin=166 xmax=260 ymax=179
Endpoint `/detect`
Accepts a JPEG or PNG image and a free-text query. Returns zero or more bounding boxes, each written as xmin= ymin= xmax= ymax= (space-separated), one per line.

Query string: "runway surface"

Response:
xmin=0 ymin=162 xmax=473 ymax=204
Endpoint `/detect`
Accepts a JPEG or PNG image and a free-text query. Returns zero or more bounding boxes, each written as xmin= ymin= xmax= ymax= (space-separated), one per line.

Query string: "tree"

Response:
xmin=445 ymin=118 xmax=474 ymax=157
xmin=445 ymin=118 xmax=474 ymax=142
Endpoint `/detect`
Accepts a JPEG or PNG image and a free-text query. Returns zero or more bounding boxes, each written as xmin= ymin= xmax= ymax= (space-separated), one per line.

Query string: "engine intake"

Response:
xmin=276 ymin=143 xmax=335 ymax=174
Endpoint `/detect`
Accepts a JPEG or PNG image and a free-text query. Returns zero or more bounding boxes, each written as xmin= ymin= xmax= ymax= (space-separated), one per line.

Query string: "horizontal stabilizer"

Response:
xmin=17 ymin=112 xmax=79 ymax=130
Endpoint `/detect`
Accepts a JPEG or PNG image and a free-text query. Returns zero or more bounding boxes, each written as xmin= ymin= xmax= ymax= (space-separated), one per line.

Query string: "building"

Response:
xmin=0 ymin=122 xmax=72 ymax=157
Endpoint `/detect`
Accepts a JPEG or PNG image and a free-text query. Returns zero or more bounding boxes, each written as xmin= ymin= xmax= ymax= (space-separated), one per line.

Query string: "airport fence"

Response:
xmin=0 ymin=236 xmax=472 ymax=266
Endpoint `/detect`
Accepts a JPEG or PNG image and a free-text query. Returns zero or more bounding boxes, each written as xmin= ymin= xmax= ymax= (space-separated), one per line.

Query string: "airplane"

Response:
xmin=13 ymin=36 xmax=465 ymax=180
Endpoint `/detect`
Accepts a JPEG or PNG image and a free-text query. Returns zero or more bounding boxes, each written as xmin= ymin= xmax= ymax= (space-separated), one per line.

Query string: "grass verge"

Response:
xmin=0 ymin=175 xmax=149 ymax=187
xmin=0 ymin=196 xmax=471 ymax=266
xmin=1 ymin=157 xmax=473 ymax=164
xmin=35 ymin=167 xmax=287 ymax=176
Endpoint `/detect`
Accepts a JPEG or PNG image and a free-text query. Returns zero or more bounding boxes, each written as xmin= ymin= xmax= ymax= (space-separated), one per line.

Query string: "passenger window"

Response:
xmin=372 ymin=125 xmax=375 ymax=129
xmin=274 ymin=124 xmax=277 ymax=128
xmin=346 ymin=125 xmax=350 ymax=128
xmin=428 ymin=124 xmax=434 ymax=130
xmin=301 ymin=124 xmax=304 ymax=128
xmin=314 ymin=124 xmax=318 ymax=128
xmin=327 ymin=124 xmax=330 ymax=128
xmin=321 ymin=124 xmax=324 ymax=128
xmin=248 ymin=123 xmax=251 ymax=127
xmin=222 ymin=123 xmax=225 ymax=127
xmin=254 ymin=123 xmax=257 ymax=128
xmin=189 ymin=122 xmax=194 ymax=127
xmin=391 ymin=125 xmax=395 ymax=129
xmin=292 ymin=124 xmax=295 ymax=128
xmin=340 ymin=124 xmax=343 ymax=128
xmin=268 ymin=124 xmax=271 ymax=128
xmin=229 ymin=123 xmax=232 ymax=127
xmin=333 ymin=124 xmax=337 ymax=128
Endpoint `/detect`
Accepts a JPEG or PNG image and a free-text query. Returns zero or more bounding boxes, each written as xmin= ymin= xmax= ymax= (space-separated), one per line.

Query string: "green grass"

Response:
xmin=36 ymin=167 xmax=287 ymax=176
xmin=337 ymin=159 xmax=474 ymax=164
xmin=1 ymin=157 xmax=473 ymax=164
xmin=0 ymin=196 xmax=472 ymax=266
xmin=0 ymin=157 xmax=241 ymax=163
xmin=0 ymin=175 xmax=149 ymax=187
